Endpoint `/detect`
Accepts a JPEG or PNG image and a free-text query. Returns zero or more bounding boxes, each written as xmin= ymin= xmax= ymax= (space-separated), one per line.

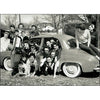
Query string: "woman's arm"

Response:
xmin=75 ymin=32 xmax=79 ymax=49
xmin=87 ymin=30 xmax=91 ymax=47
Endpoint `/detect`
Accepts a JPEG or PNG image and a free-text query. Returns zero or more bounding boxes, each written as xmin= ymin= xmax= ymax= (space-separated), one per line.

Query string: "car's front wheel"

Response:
xmin=62 ymin=63 xmax=81 ymax=78
xmin=3 ymin=57 xmax=13 ymax=71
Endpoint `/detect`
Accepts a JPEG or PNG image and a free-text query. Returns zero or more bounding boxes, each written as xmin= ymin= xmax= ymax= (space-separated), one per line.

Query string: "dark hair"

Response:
xmin=23 ymin=36 xmax=29 ymax=43
xmin=4 ymin=30 xmax=10 ymax=34
xmin=76 ymin=24 xmax=86 ymax=30
xmin=10 ymin=24 xmax=15 ymax=29
xmin=43 ymin=46 xmax=50 ymax=51
xmin=46 ymin=55 xmax=51 ymax=59
xmin=28 ymin=53 xmax=36 ymax=58
xmin=21 ymin=31 xmax=25 ymax=33
xmin=21 ymin=53 xmax=28 ymax=58
xmin=18 ymin=61 xmax=24 ymax=65
xmin=53 ymin=43 xmax=58 ymax=46
xmin=31 ymin=45 xmax=36 ymax=49
xmin=15 ymin=30 xmax=19 ymax=32
xmin=18 ymin=23 xmax=24 ymax=28
xmin=31 ymin=25 xmax=37 ymax=29
xmin=51 ymin=50 xmax=56 ymax=54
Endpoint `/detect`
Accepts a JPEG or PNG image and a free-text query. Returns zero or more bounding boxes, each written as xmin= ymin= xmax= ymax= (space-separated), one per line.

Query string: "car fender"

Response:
xmin=59 ymin=49 xmax=99 ymax=72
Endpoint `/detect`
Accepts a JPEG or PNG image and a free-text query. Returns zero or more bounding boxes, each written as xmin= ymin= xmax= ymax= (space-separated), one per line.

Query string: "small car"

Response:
xmin=0 ymin=34 xmax=99 ymax=78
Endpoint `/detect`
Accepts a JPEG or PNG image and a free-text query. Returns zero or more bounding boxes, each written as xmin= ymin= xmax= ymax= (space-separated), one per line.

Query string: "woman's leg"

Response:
xmin=54 ymin=60 xmax=59 ymax=78
xmin=79 ymin=44 xmax=97 ymax=56
xmin=79 ymin=44 xmax=100 ymax=60
xmin=89 ymin=44 xmax=100 ymax=56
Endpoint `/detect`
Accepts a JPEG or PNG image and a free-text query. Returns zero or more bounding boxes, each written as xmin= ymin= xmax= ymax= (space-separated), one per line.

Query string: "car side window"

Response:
xmin=67 ymin=39 xmax=76 ymax=48
xmin=30 ymin=38 xmax=42 ymax=51
xmin=43 ymin=37 xmax=62 ymax=49
xmin=41 ymin=37 xmax=62 ymax=59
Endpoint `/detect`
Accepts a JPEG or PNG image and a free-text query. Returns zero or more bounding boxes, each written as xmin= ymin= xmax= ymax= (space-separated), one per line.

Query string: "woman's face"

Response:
xmin=10 ymin=27 xmax=15 ymax=32
xmin=22 ymin=57 xmax=27 ymax=61
xmin=46 ymin=41 xmax=51 ymax=46
xmin=46 ymin=57 xmax=52 ymax=63
xmin=31 ymin=47 xmax=36 ymax=53
xmin=53 ymin=45 xmax=59 ymax=50
xmin=31 ymin=26 xmax=36 ymax=31
xmin=15 ymin=32 xmax=19 ymax=36
xmin=50 ymin=39 xmax=55 ymax=44
xmin=29 ymin=56 xmax=35 ymax=62
xmin=24 ymin=43 xmax=29 ymax=49
xmin=19 ymin=25 xmax=24 ymax=29
xmin=21 ymin=31 xmax=25 ymax=37
xmin=89 ymin=25 xmax=94 ymax=31
xmin=44 ymin=48 xmax=49 ymax=54
xmin=4 ymin=33 xmax=9 ymax=38
xmin=51 ymin=52 xmax=55 ymax=58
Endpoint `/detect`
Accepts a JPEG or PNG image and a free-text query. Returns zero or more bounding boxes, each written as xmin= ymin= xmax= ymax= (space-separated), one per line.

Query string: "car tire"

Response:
xmin=3 ymin=57 xmax=13 ymax=71
xmin=62 ymin=63 xmax=81 ymax=78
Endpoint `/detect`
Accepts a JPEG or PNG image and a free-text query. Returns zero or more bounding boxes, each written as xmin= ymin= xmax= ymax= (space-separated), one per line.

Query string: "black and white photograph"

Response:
xmin=0 ymin=14 xmax=100 ymax=86
xmin=0 ymin=1 xmax=100 ymax=100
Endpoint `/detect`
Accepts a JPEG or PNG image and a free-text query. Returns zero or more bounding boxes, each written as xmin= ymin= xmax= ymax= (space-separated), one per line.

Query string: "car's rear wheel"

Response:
xmin=62 ymin=63 xmax=81 ymax=78
xmin=3 ymin=57 xmax=13 ymax=71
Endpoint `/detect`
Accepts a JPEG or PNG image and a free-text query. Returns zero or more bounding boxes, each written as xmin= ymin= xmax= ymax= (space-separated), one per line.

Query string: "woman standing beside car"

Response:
xmin=0 ymin=31 xmax=11 ymax=52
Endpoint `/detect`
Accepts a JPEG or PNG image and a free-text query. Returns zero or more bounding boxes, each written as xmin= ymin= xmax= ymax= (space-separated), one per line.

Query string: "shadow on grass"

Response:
xmin=80 ymin=71 xmax=100 ymax=78
xmin=1 ymin=66 xmax=100 ymax=78
xmin=60 ymin=71 xmax=100 ymax=78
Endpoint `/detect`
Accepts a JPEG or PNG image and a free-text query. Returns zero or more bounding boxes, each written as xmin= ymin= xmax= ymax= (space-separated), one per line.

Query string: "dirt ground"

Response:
xmin=0 ymin=68 xmax=100 ymax=86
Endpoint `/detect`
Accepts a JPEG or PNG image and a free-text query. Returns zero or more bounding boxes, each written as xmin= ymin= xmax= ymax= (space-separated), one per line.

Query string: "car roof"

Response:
xmin=31 ymin=34 xmax=74 ymax=41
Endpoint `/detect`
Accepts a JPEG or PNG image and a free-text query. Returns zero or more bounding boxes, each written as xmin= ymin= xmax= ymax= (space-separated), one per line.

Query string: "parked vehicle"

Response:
xmin=0 ymin=34 xmax=99 ymax=78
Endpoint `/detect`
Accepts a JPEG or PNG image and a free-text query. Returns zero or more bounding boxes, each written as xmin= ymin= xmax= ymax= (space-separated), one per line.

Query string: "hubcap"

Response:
xmin=66 ymin=65 xmax=78 ymax=74
xmin=6 ymin=60 xmax=11 ymax=68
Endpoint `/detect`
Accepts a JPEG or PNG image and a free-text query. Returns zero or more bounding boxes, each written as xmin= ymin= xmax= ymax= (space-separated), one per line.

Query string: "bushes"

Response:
xmin=63 ymin=24 xmax=76 ymax=37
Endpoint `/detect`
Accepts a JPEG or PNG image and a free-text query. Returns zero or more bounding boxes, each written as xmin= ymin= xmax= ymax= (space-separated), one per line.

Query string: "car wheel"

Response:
xmin=62 ymin=63 xmax=81 ymax=78
xmin=3 ymin=57 xmax=13 ymax=71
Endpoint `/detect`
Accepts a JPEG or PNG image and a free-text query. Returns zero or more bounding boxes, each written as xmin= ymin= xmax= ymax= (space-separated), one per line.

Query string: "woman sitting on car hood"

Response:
xmin=75 ymin=24 xmax=100 ymax=70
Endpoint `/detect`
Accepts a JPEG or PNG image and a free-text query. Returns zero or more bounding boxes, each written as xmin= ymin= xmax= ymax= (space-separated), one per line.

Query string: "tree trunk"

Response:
xmin=96 ymin=14 xmax=100 ymax=48
xmin=19 ymin=14 xmax=21 ymax=23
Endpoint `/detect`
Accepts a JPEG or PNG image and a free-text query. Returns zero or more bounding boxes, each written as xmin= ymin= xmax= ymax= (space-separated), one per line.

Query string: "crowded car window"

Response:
xmin=29 ymin=38 xmax=42 ymax=51
xmin=41 ymin=37 xmax=62 ymax=59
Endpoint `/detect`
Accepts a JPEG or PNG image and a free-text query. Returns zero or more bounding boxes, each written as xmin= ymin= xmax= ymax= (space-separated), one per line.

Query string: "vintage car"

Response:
xmin=0 ymin=34 xmax=99 ymax=78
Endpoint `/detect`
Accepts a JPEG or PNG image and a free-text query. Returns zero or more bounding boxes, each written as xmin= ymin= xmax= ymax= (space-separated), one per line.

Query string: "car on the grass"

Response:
xmin=0 ymin=34 xmax=99 ymax=78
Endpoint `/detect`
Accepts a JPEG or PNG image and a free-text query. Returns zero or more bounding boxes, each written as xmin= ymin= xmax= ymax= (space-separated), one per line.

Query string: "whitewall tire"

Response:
xmin=3 ymin=57 xmax=13 ymax=71
xmin=62 ymin=63 xmax=81 ymax=78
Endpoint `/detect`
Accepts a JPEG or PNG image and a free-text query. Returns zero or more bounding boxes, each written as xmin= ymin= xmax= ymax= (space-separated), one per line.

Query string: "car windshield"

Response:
xmin=62 ymin=40 xmax=70 ymax=49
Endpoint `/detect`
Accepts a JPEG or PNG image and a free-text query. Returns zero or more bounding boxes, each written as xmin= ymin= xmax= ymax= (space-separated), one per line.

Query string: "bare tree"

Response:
xmin=44 ymin=14 xmax=65 ymax=31
xmin=3 ymin=14 xmax=18 ymax=27
xmin=96 ymin=15 xmax=100 ymax=48
xmin=30 ymin=16 xmax=40 ymax=25
xmin=34 ymin=16 xmax=40 ymax=25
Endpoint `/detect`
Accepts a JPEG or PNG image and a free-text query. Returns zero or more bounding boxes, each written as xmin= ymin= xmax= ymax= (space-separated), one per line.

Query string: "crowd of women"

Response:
xmin=1 ymin=23 xmax=62 ymax=78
